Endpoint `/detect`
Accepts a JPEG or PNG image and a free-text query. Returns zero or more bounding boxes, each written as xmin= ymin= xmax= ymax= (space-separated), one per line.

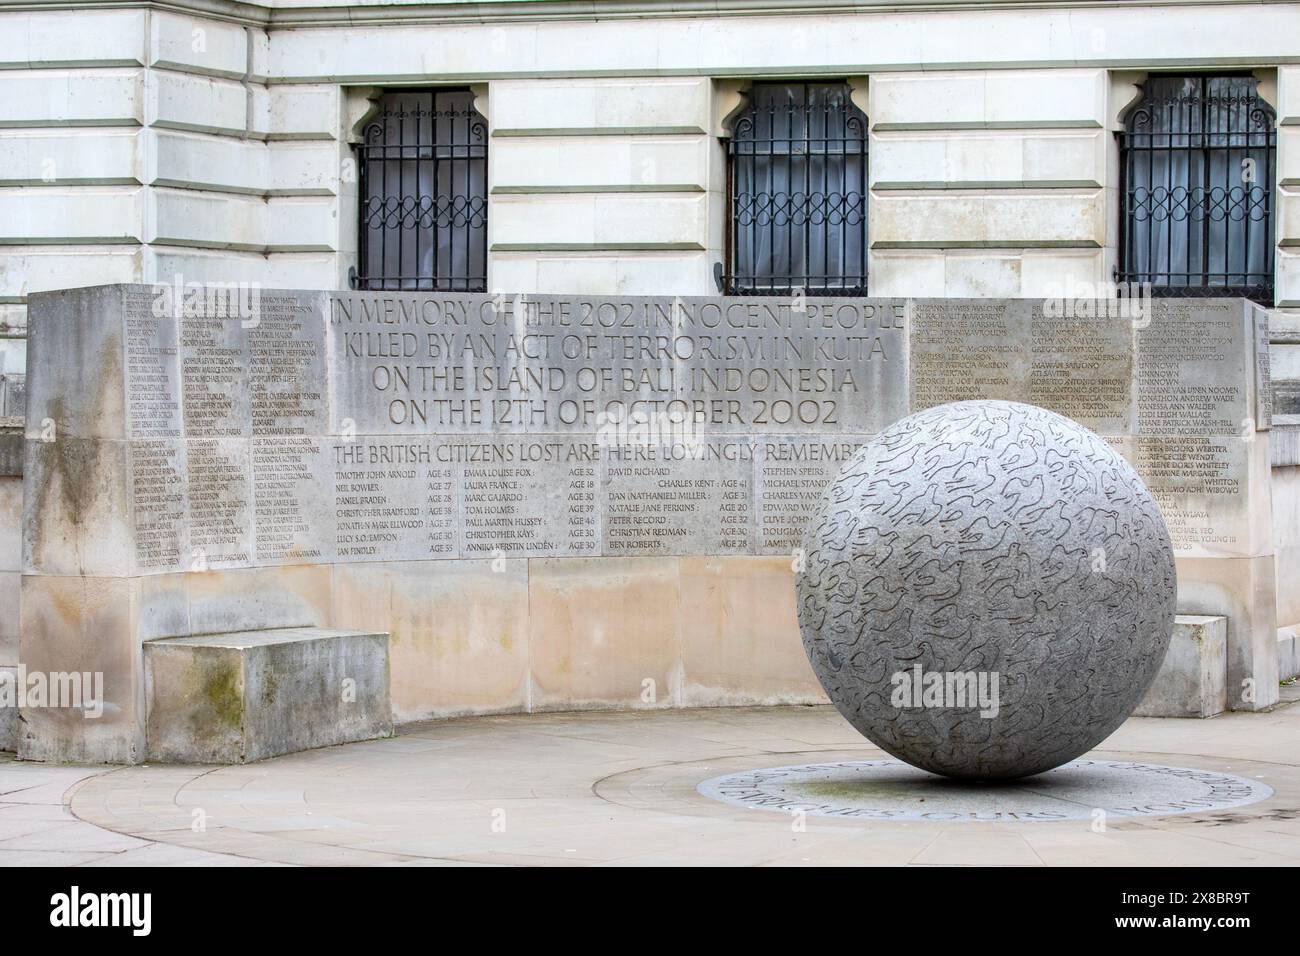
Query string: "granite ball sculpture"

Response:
xmin=796 ymin=400 xmax=1177 ymax=780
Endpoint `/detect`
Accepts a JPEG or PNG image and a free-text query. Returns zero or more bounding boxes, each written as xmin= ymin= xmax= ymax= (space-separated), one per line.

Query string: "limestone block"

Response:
xmin=871 ymin=250 xmax=1104 ymax=298
xmin=184 ymin=564 xmax=332 ymax=638
xmin=939 ymin=253 xmax=1021 ymax=297
xmin=143 ymin=134 xmax=336 ymax=198
xmin=492 ymin=135 xmax=708 ymax=192
xmin=677 ymin=555 xmax=824 ymax=706
xmin=1273 ymin=343 xmax=1300 ymax=384
xmin=376 ymin=560 xmax=530 ymax=721
xmin=1019 ymin=250 xmax=1106 ymax=296
xmin=0 ymin=665 xmax=14 ymax=750
xmin=869 ymin=252 xmax=946 ymax=297
xmin=1176 ymin=554 xmax=1280 ymax=710
xmin=247 ymin=30 xmax=270 ymax=85
xmin=1134 ymin=615 xmax=1228 ymax=718
xmin=0 ymin=247 xmax=141 ymax=300
xmin=870 ymin=70 xmax=1105 ymax=129
xmin=23 ymin=438 xmax=134 ymax=577
xmin=135 ymin=573 xmax=189 ymax=642
xmin=1280 ymin=128 xmax=1300 ymax=188
xmin=870 ymin=191 xmax=1104 ymax=248
xmin=0 ymin=10 xmax=146 ymax=69
xmin=148 ymin=71 xmax=247 ymax=136
xmin=528 ymin=252 xmax=714 ymax=295
xmin=1271 ymin=468 xmax=1300 ymax=625
xmin=0 ymin=572 xmax=18 ymax=666
xmin=0 ymin=474 xmax=20 ymax=573
xmin=151 ymin=130 xmax=269 ymax=194
xmin=252 ymin=85 xmax=338 ymax=141
xmin=264 ymin=197 xmax=337 ymax=251
xmin=23 ymin=285 xmax=130 ymax=441
xmin=149 ymin=189 xmax=334 ymax=252
xmin=0 ymin=129 xmax=139 ymax=186
xmin=490 ymin=252 xmax=716 ymax=295
xmin=1277 ymin=66 xmax=1300 ymax=124
xmin=492 ymin=193 xmax=707 ymax=250
xmin=0 ymin=476 xmax=17 ymax=674
xmin=263 ymin=10 xmax=1300 ymax=87
xmin=146 ymin=249 xmax=339 ymax=290
xmin=144 ymin=626 xmax=391 ymax=763
xmin=18 ymin=574 xmax=142 ymax=763
xmin=0 ymin=69 xmax=143 ymax=127
xmin=0 ymin=188 xmax=141 ymax=244
xmin=1277 ymin=250 xmax=1300 ymax=310
xmin=267 ymin=142 xmax=338 ymax=195
xmin=149 ymin=187 xmax=260 ymax=250
xmin=492 ymin=78 xmax=710 ymax=135
xmin=1280 ymin=190 xmax=1300 ymax=249
xmin=1275 ymin=423 xmax=1300 ymax=467
xmin=527 ymin=557 xmax=681 ymax=710
xmin=871 ymin=130 xmax=1104 ymax=188
xmin=150 ymin=11 xmax=248 ymax=80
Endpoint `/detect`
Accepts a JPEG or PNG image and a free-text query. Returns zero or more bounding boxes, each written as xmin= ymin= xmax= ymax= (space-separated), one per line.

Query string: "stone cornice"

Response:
xmin=0 ymin=0 xmax=1294 ymax=29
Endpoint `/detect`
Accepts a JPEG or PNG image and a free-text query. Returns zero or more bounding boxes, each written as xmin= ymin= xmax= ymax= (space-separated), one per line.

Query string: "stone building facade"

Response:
xmin=3 ymin=0 xmax=1300 ymax=756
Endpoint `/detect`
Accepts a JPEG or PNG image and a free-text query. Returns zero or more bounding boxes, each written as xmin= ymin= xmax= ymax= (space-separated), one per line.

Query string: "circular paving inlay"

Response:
xmin=697 ymin=759 xmax=1273 ymax=822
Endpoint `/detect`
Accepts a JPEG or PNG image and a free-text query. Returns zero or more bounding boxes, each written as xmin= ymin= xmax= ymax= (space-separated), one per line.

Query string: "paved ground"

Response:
xmin=3 ymin=702 xmax=1299 ymax=866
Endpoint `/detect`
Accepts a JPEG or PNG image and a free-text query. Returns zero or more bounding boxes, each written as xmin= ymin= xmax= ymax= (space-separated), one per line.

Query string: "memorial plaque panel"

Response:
xmin=1133 ymin=436 xmax=1252 ymax=555
xmin=123 ymin=288 xmax=182 ymax=441
xmin=327 ymin=294 xmax=908 ymax=437
xmin=1027 ymin=311 xmax=1133 ymax=434
xmin=755 ymin=436 xmax=871 ymax=554
xmin=1135 ymin=301 xmax=1248 ymax=437
xmin=35 ymin=287 xmax=1270 ymax=576
xmin=185 ymin=436 xmax=252 ymax=569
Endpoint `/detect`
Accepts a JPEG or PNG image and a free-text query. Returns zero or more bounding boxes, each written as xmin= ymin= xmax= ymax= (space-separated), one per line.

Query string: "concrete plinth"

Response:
xmin=144 ymin=627 xmax=391 ymax=764
xmin=1134 ymin=615 xmax=1228 ymax=718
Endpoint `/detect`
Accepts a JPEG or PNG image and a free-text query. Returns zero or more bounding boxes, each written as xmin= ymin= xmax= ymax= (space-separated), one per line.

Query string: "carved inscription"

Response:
xmin=114 ymin=290 xmax=1261 ymax=572
xmin=910 ymin=298 xmax=1262 ymax=558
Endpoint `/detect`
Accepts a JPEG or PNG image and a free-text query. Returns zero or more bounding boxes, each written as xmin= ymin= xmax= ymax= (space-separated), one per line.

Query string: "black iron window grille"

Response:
xmin=1117 ymin=74 xmax=1276 ymax=305
xmin=724 ymin=82 xmax=869 ymax=296
xmin=353 ymin=89 xmax=488 ymax=292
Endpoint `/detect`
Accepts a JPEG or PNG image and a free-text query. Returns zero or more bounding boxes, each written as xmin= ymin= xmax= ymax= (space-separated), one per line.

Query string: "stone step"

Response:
xmin=144 ymin=627 xmax=391 ymax=764
xmin=1134 ymin=615 xmax=1227 ymax=719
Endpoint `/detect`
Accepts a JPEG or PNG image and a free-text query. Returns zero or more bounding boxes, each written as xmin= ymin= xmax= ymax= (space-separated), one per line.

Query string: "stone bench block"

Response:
xmin=1279 ymin=626 xmax=1300 ymax=682
xmin=1134 ymin=615 xmax=1228 ymax=718
xmin=144 ymin=627 xmax=391 ymax=764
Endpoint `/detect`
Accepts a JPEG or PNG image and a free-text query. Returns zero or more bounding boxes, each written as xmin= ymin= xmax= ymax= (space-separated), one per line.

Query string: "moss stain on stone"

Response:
xmin=262 ymin=668 xmax=279 ymax=707
xmin=201 ymin=662 xmax=243 ymax=731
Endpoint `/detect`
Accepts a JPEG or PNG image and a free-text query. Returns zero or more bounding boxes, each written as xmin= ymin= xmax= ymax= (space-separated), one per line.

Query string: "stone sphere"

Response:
xmin=797 ymin=400 xmax=1176 ymax=780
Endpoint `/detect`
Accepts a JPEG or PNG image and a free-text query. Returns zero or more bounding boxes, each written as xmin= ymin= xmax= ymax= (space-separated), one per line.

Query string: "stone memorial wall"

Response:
xmin=19 ymin=286 xmax=1277 ymax=762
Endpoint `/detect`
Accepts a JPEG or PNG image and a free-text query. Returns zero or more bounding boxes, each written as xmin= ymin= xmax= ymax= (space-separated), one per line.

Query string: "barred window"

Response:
xmin=1117 ymin=74 xmax=1276 ymax=304
xmin=725 ymin=82 xmax=869 ymax=296
xmin=353 ymin=89 xmax=488 ymax=292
